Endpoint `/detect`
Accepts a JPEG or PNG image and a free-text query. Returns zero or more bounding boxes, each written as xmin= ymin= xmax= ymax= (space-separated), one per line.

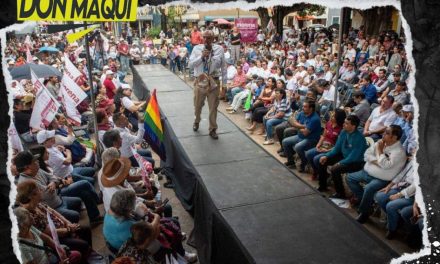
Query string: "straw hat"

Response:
xmin=101 ymin=157 xmax=131 ymax=187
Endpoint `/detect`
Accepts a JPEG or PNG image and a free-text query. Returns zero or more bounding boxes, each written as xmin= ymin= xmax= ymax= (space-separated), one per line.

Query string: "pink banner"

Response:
xmin=235 ymin=18 xmax=258 ymax=43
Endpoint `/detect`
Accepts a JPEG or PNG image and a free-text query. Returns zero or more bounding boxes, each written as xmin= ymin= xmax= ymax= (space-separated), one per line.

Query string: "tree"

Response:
xmin=254 ymin=3 xmax=325 ymax=34
xmin=356 ymin=6 xmax=394 ymax=36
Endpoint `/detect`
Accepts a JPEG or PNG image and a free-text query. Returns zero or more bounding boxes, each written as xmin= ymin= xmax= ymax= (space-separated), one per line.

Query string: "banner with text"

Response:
xmin=235 ymin=18 xmax=258 ymax=43
xmin=17 ymin=0 xmax=138 ymax=22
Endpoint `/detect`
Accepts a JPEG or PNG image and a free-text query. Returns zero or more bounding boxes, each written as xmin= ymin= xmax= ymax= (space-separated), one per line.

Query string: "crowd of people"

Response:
xmin=5 ymin=19 xmax=423 ymax=264
xmin=7 ymin=24 xmax=198 ymax=264
xmin=184 ymin=23 xmax=422 ymax=249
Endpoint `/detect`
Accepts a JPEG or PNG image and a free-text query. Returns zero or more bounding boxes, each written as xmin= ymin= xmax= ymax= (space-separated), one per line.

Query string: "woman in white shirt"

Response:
xmin=114 ymin=84 xmax=147 ymax=132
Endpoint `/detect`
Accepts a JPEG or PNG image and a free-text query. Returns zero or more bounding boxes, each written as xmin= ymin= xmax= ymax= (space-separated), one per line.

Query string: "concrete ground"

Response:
xmin=88 ymin=69 xmax=413 ymax=263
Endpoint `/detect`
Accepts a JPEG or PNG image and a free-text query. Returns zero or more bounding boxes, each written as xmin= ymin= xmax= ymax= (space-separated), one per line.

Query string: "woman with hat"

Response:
xmin=99 ymin=152 xmax=168 ymax=216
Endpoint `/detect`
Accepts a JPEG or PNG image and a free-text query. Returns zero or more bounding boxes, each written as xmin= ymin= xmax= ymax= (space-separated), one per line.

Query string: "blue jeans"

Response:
xmin=59 ymin=180 xmax=100 ymax=221
xmin=227 ymin=87 xmax=242 ymax=103
xmin=150 ymin=57 xmax=157 ymax=64
xmin=72 ymin=167 xmax=95 ymax=185
xmin=120 ymin=55 xmax=130 ymax=74
xmin=375 ymin=189 xmax=414 ymax=231
xmin=282 ymin=135 xmax=317 ymax=168
xmin=56 ymin=196 xmax=82 ymax=223
xmin=263 ymin=118 xmax=284 ymax=140
xmin=347 ymin=170 xmax=389 ymax=214
xmin=305 ymin=147 xmax=328 ymax=173
xmin=400 ymin=204 xmax=424 ymax=232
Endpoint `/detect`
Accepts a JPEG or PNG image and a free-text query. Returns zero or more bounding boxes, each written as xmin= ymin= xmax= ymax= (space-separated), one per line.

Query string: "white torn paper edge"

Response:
xmin=0 ymin=20 xmax=38 ymax=264
xmin=0 ymin=0 xmax=429 ymax=263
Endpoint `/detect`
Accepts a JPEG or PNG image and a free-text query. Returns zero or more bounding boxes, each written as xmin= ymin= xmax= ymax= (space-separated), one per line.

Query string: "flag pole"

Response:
xmin=84 ymin=22 xmax=101 ymax=155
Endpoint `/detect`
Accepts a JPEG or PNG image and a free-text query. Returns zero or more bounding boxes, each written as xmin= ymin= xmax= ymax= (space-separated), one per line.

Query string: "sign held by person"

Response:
xmin=17 ymin=0 xmax=138 ymax=22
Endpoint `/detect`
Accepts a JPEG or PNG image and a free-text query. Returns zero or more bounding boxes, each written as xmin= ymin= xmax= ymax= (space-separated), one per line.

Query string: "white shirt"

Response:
xmin=321 ymin=85 xmax=336 ymax=102
xmin=47 ymin=146 xmax=73 ymax=178
xmin=363 ymin=140 xmax=407 ymax=181
xmin=227 ymin=65 xmax=237 ymax=82
xmin=324 ymin=71 xmax=333 ymax=82
xmin=98 ymin=170 xmax=145 ymax=213
xmin=188 ymin=43 xmax=226 ymax=80
xmin=115 ymin=126 xmax=145 ymax=158
xmin=344 ymin=48 xmax=356 ymax=62
xmin=286 ymin=77 xmax=297 ymax=92
xmin=122 ymin=97 xmax=135 ymax=110
xmin=257 ymin=33 xmax=265 ymax=42
xmin=368 ymin=107 xmax=398 ymax=132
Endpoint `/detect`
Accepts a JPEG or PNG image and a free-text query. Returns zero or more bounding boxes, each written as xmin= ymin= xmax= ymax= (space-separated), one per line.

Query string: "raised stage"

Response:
xmin=133 ymin=64 xmax=399 ymax=264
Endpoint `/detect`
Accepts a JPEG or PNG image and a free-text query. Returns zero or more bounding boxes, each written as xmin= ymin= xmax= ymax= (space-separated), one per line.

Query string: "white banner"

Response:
xmin=59 ymin=74 xmax=87 ymax=126
xmin=74 ymin=45 xmax=84 ymax=58
xmin=29 ymin=71 xmax=59 ymax=129
xmin=47 ymin=212 xmax=65 ymax=260
xmin=26 ymin=46 xmax=33 ymax=63
xmin=8 ymin=123 xmax=24 ymax=152
xmin=60 ymin=74 xmax=87 ymax=106
xmin=64 ymin=54 xmax=82 ymax=81
xmin=130 ymin=145 xmax=152 ymax=189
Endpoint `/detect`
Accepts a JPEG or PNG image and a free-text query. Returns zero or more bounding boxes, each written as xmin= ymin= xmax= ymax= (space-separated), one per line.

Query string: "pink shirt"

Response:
xmin=323 ymin=121 xmax=342 ymax=145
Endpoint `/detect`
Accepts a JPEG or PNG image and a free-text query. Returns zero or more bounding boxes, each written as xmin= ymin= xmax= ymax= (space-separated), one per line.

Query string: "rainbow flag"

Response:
xmin=143 ymin=89 xmax=166 ymax=161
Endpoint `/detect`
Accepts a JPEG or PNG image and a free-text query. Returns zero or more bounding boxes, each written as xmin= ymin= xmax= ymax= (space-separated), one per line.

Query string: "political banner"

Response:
xmin=130 ymin=145 xmax=152 ymax=189
xmin=64 ymin=54 xmax=82 ymax=81
xmin=8 ymin=123 xmax=24 ymax=152
xmin=29 ymin=71 xmax=59 ymax=129
xmin=47 ymin=212 xmax=65 ymax=260
xmin=60 ymin=73 xmax=87 ymax=106
xmin=59 ymin=74 xmax=87 ymax=125
xmin=235 ymin=18 xmax=258 ymax=43
xmin=17 ymin=0 xmax=138 ymax=22
xmin=26 ymin=46 xmax=33 ymax=63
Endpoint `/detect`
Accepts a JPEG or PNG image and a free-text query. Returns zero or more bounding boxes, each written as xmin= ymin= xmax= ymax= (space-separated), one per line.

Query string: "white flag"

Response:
xmin=26 ymin=46 xmax=33 ymax=63
xmin=29 ymin=71 xmax=59 ymax=129
xmin=74 ymin=45 xmax=84 ymax=58
xmin=47 ymin=212 xmax=65 ymax=260
xmin=60 ymin=74 xmax=87 ymax=107
xmin=64 ymin=54 xmax=82 ymax=81
xmin=8 ymin=123 xmax=24 ymax=152
xmin=130 ymin=145 xmax=153 ymax=189
xmin=59 ymin=74 xmax=87 ymax=126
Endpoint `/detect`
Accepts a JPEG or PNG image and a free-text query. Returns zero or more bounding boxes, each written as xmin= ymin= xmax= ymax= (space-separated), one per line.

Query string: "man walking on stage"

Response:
xmin=189 ymin=30 xmax=226 ymax=139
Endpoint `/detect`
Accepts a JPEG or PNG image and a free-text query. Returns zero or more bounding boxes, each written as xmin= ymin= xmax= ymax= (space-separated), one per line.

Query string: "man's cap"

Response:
xmin=36 ymin=130 xmax=56 ymax=144
xmin=14 ymin=151 xmax=40 ymax=171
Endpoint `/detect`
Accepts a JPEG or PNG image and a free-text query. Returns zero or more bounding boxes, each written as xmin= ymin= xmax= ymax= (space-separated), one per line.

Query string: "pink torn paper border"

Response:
xmin=0 ymin=0 xmax=431 ymax=263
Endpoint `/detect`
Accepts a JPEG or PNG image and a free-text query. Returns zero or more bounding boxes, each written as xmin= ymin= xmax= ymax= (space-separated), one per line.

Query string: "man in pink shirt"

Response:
xmin=226 ymin=65 xmax=247 ymax=103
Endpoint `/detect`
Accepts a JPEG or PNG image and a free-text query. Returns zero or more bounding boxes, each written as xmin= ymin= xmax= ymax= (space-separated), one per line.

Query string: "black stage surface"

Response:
xmin=133 ymin=65 xmax=399 ymax=264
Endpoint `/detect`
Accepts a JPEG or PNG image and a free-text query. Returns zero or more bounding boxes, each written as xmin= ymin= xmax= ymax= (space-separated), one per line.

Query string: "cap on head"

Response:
xmin=36 ymin=130 xmax=56 ymax=144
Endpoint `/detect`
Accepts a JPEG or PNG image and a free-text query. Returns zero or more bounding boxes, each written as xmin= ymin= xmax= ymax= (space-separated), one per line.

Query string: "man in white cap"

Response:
xmin=103 ymin=70 xmax=117 ymax=99
xmin=37 ymin=130 xmax=96 ymax=185
xmin=188 ymin=30 xmax=227 ymax=139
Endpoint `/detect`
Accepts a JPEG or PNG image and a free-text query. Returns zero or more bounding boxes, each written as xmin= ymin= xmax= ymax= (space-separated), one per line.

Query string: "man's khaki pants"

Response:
xmin=194 ymin=80 xmax=220 ymax=132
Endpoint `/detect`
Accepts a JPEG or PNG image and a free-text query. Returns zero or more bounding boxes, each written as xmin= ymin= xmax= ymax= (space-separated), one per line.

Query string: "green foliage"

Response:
xmin=297 ymin=4 xmax=326 ymax=17
xmin=147 ymin=26 xmax=161 ymax=39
